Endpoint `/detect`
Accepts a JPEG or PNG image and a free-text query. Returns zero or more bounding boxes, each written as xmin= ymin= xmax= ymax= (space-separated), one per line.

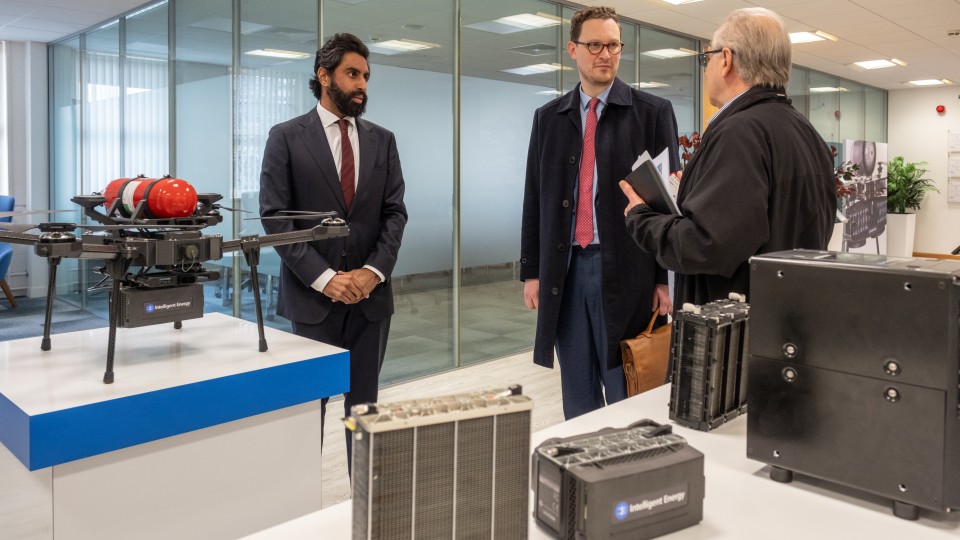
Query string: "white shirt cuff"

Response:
xmin=363 ymin=265 xmax=385 ymax=283
xmin=311 ymin=268 xmax=338 ymax=293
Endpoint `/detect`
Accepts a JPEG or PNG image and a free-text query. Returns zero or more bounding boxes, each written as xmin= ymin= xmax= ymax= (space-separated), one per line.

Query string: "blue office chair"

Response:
xmin=0 ymin=195 xmax=17 ymax=307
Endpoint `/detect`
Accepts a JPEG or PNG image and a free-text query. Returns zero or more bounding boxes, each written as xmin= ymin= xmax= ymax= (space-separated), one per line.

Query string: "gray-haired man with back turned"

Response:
xmin=620 ymin=7 xmax=835 ymax=307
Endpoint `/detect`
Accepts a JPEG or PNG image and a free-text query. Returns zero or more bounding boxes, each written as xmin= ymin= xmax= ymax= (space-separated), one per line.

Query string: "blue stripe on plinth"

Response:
xmin=0 ymin=391 xmax=31 ymax=468
xmin=25 ymin=351 xmax=349 ymax=471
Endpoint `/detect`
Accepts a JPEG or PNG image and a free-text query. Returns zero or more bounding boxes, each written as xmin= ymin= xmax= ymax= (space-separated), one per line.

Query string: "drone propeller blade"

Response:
xmin=215 ymin=205 xmax=252 ymax=213
xmin=249 ymin=211 xmax=339 ymax=221
xmin=0 ymin=229 xmax=43 ymax=245
xmin=0 ymin=223 xmax=38 ymax=233
xmin=0 ymin=209 xmax=74 ymax=219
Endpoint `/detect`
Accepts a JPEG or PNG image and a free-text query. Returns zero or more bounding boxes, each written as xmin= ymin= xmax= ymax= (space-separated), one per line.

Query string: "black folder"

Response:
xmin=625 ymin=160 xmax=680 ymax=215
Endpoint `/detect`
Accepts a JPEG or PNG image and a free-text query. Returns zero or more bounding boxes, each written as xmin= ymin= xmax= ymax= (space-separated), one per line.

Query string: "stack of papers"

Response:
xmin=625 ymin=148 xmax=680 ymax=215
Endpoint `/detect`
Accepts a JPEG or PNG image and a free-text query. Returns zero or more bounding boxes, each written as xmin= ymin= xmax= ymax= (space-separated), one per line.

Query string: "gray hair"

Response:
xmin=712 ymin=7 xmax=791 ymax=88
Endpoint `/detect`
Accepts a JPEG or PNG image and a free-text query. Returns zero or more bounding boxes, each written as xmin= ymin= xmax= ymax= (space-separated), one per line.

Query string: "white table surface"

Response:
xmin=245 ymin=384 xmax=960 ymax=539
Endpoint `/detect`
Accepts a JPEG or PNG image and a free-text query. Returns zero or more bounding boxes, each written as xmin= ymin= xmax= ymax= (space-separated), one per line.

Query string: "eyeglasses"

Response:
xmin=573 ymin=41 xmax=624 ymax=55
xmin=697 ymin=49 xmax=731 ymax=68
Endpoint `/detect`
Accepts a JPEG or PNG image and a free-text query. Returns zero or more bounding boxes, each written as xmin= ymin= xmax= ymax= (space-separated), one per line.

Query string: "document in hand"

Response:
xmin=625 ymin=153 xmax=680 ymax=215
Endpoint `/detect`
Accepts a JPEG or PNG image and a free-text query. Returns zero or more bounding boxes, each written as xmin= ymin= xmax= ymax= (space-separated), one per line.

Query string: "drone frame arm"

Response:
xmin=220 ymin=223 xmax=349 ymax=253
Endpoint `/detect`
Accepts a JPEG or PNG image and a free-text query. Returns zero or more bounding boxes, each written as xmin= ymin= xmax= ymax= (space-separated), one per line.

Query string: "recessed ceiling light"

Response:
xmin=790 ymin=30 xmax=839 ymax=43
xmin=852 ymin=59 xmax=897 ymax=70
xmin=907 ymin=79 xmax=952 ymax=86
xmin=366 ymin=39 xmax=440 ymax=55
xmin=790 ymin=32 xmax=823 ymax=44
xmin=631 ymin=82 xmax=670 ymax=88
xmin=661 ymin=0 xmax=704 ymax=5
xmin=245 ymin=49 xmax=312 ymax=60
xmin=464 ymin=13 xmax=561 ymax=34
xmin=536 ymin=90 xmax=563 ymax=96
xmin=189 ymin=17 xmax=270 ymax=35
xmin=501 ymin=63 xmax=570 ymax=76
xmin=641 ymin=48 xmax=697 ymax=59
xmin=499 ymin=13 xmax=561 ymax=29
xmin=810 ymin=87 xmax=848 ymax=93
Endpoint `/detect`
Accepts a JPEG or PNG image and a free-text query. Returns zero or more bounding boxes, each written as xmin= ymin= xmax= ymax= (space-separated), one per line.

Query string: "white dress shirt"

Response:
xmin=310 ymin=102 xmax=384 ymax=294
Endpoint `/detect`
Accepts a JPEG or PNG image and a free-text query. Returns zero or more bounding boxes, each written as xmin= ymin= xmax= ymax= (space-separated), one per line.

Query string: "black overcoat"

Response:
xmin=625 ymin=86 xmax=835 ymax=305
xmin=521 ymin=78 xmax=680 ymax=369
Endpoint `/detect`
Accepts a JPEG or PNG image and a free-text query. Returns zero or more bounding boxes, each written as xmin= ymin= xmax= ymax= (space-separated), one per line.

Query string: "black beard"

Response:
xmin=329 ymin=78 xmax=367 ymax=118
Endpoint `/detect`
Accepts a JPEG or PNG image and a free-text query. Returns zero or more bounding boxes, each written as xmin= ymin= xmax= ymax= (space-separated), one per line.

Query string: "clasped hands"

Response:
xmin=323 ymin=268 xmax=379 ymax=304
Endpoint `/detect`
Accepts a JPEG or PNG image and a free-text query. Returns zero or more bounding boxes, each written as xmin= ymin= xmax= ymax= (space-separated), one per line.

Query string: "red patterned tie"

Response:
xmin=575 ymin=98 xmax=599 ymax=248
xmin=337 ymin=119 xmax=356 ymax=211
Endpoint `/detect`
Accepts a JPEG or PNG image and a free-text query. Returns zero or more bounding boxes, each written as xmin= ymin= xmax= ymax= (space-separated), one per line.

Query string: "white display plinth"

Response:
xmin=0 ymin=313 xmax=349 ymax=540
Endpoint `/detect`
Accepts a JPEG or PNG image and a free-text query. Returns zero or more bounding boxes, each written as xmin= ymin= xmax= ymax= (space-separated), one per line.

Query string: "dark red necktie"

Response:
xmin=575 ymin=98 xmax=599 ymax=248
xmin=337 ymin=119 xmax=355 ymax=211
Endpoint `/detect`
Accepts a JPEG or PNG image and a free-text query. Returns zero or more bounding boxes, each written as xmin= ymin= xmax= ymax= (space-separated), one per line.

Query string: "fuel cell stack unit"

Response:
xmin=532 ymin=420 xmax=704 ymax=540
xmin=347 ymin=385 xmax=532 ymax=540
xmin=669 ymin=294 xmax=750 ymax=431
xmin=747 ymin=250 xmax=960 ymax=519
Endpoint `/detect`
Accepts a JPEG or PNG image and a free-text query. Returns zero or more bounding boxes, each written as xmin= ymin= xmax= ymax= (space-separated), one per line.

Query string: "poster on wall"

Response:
xmin=838 ymin=139 xmax=888 ymax=254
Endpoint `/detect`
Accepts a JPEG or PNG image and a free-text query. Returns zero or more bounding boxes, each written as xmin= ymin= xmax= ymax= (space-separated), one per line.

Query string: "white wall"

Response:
xmin=888 ymin=87 xmax=960 ymax=254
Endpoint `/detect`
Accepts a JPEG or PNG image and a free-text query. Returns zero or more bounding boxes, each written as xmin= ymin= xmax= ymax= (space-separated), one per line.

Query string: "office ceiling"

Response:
xmin=1 ymin=0 xmax=959 ymax=91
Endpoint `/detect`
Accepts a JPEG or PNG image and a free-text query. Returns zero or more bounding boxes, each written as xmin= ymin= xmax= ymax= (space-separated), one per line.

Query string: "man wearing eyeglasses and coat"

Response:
xmin=520 ymin=6 xmax=680 ymax=420
xmin=619 ymin=7 xmax=835 ymax=307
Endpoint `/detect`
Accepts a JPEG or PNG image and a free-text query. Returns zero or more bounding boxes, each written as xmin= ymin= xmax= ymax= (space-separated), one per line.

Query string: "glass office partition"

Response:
xmin=174 ymin=0 xmax=232 ymax=242
xmin=638 ymin=26 xmax=697 ymax=138
xmin=838 ymin=82 xmax=865 ymax=143
xmin=807 ymin=71 xmax=842 ymax=147
xmin=325 ymin=0 xmax=456 ymax=381
xmin=48 ymin=39 xmax=83 ymax=300
xmin=52 ymin=0 xmax=887 ymax=387
xmin=864 ymin=87 xmax=887 ymax=143
xmin=787 ymin=66 xmax=810 ymax=117
xmin=458 ymin=0 xmax=557 ymax=364
xmin=125 ymin=2 xmax=170 ymax=178
xmin=82 ymin=23 xmax=122 ymax=192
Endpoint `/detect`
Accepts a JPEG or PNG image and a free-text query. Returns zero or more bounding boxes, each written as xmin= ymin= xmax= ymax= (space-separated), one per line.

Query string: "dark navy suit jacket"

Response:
xmin=259 ymin=108 xmax=407 ymax=324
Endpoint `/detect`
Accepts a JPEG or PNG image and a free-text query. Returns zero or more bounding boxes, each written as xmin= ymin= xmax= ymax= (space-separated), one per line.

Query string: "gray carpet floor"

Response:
xmin=0 ymin=297 xmax=109 ymax=341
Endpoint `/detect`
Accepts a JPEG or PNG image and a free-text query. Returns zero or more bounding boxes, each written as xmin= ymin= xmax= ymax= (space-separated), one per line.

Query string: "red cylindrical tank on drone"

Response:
xmin=102 ymin=175 xmax=198 ymax=218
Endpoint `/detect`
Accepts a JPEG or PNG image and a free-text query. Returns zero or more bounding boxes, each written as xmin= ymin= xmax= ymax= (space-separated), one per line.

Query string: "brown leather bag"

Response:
xmin=621 ymin=312 xmax=672 ymax=396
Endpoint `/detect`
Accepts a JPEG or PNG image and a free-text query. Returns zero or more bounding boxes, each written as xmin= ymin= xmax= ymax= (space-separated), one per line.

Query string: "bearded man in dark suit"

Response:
xmin=259 ymin=33 xmax=407 ymax=470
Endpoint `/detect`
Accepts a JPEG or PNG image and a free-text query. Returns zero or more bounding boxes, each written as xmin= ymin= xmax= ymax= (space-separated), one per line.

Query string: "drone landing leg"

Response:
xmin=103 ymin=278 xmax=121 ymax=384
xmin=41 ymin=258 xmax=61 ymax=351
xmin=249 ymin=265 xmax=268 ymax=352
xmin=174 ymin=321 xmax=182 ymax=330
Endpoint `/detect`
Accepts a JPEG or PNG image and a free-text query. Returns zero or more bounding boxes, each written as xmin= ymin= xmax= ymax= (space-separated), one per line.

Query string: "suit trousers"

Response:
xmin=555 ymin=245 xmax=627 ymax=420
xmin=292 ymin=303 xmax=390 ymax=476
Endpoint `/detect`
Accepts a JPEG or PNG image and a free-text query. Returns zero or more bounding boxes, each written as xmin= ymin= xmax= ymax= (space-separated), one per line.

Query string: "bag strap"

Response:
xmin=643 ymin=311 xmax=659 ymax=334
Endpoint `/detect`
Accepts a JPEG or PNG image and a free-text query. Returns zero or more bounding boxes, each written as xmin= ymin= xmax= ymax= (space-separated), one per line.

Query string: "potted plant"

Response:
xmin=885 ymin=156 xmax=938 ymax=257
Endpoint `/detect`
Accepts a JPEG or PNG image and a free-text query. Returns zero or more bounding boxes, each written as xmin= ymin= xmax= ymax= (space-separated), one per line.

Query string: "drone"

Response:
xmin=0 ymin=175 xmax=348 ymax=384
